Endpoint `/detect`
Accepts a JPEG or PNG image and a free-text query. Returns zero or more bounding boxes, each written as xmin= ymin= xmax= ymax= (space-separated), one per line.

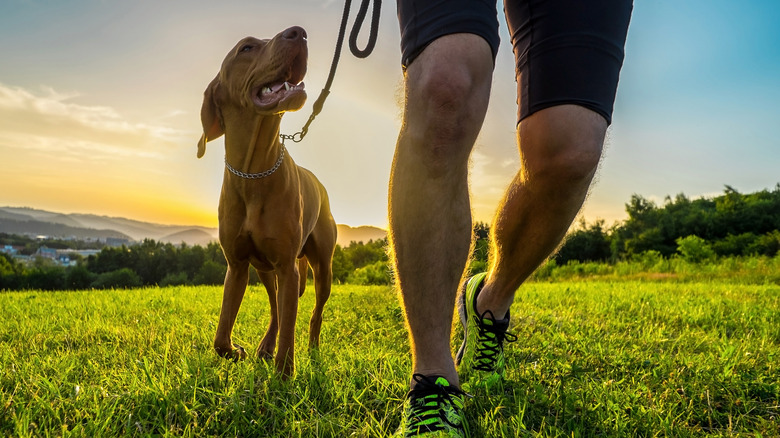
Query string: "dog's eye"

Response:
xmin=239 ymin=44 xmax=254 ymax=53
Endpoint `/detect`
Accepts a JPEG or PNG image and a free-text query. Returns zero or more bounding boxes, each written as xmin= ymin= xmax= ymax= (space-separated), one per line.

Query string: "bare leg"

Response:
xmin=476 ymin=105 xmax=608 ymax=318
xmin=389 ymin=34 xmax=493 ymax=387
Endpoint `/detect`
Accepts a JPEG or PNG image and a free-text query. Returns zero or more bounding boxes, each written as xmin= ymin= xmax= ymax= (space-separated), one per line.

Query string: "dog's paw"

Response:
xmin=230 ymin=344 xmax=247 ymax=362
xmin=216 ymin=343 xmax=247 ymax=362
xmin=256 ymin=348 xmax=274 ymax=361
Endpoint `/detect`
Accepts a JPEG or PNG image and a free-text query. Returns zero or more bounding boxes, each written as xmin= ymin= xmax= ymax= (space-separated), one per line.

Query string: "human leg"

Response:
xmin=389 ymin=32 xmax=493 ymax=387
xmin=477 ymin=104 xmax=607 ymax=318
xmin=457 ymin=0 xmax=633 ymax=380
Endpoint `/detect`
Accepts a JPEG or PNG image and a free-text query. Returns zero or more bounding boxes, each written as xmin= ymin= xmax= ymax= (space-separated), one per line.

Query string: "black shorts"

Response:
xmin=397 ymin=0 xmax=633 ymax=124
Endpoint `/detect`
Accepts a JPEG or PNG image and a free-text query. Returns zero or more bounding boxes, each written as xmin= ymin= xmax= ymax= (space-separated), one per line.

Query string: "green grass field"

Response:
xmin=1 ymin=281 xmax=778 ymax=437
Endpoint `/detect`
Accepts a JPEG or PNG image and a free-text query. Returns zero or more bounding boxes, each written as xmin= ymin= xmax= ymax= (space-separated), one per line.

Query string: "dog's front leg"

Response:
xmin=275 ymin=263 xmax=300 ymax=377
xmin=256 ymin=270 xmax=278 ymax=359
xmin=214 ymin=263 xmax=249 ymax=361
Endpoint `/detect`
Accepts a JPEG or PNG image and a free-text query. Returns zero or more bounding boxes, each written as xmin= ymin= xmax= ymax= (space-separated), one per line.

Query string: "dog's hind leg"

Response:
xmin=256 ymin=270 xmax=278 ymax=360
xmin=214 ymin=263 xmax=250 ymax=361
xmin=275 ymin=262 xmax=301 ymax=377
xmin=305 ymin=220 xmax=336 ymax=351
xmin=297 ymin=257 xmax=308 ymax=297
xmin=308 ymin=258 xmax=332 ymax=351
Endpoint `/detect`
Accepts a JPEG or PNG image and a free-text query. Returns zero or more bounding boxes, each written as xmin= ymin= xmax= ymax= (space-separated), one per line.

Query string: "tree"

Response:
xmin=331 ymin=245 xmax=353 ymax=284
xmin=555 ymin=219 xmax=611 ymax=263
xmin=193 ymin=261 xmax=227 ymax=285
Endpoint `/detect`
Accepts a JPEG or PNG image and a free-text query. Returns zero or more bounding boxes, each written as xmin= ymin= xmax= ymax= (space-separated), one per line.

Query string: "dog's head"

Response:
xmin=198 ymin=26 xmax=308 ymax=158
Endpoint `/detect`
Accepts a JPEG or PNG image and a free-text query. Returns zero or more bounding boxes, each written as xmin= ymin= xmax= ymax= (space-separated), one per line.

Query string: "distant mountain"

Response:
xmin=0 ymin=216 xmax=131 ymax=241
xmin=0 ymin=206 xmax=386 ymax=248
xmin=337 ymin=225 xmax=387 ymax=246
xmin=0 ymin=206 xmax=217 ymax=245
xmin=159 ymin=229 xmax=216 ymax=247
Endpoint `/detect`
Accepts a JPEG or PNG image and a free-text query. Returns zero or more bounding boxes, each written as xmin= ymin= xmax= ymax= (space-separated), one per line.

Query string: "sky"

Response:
xmin=1 ymin=0 xmax=778 ymax=229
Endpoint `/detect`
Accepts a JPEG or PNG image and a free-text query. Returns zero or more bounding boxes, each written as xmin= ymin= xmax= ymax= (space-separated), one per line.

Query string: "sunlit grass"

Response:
xmin=1 ymin=281 xmax=778 ymax=436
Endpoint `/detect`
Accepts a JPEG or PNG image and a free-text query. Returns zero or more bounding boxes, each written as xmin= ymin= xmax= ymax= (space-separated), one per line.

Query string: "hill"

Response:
xmin=0 ymin=206 xmax=385 ymax=248
xmin=337 ymin=224 xmax=387 ymax=246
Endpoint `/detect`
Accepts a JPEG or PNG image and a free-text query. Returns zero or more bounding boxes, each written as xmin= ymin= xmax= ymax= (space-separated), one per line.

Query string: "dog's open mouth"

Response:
xmin=252 ymin=80 xmax=306 ymax=109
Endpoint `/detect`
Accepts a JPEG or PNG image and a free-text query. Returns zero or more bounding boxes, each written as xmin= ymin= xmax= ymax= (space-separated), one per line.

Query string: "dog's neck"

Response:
xmin=224 ymin=114 xmax=285 ymax=176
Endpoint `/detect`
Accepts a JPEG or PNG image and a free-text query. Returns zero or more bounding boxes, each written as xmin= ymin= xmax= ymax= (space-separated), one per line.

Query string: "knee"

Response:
xmin=521 ymin=106 xmax=607 ymax=185
xmin=402 ymin=59 xmax=492 ymax=176
xmin=532 ymin=135 xmax=603 ymax=184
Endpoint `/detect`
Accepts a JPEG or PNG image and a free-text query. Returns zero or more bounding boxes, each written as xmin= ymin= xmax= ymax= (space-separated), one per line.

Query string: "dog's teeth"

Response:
xmin=262 ymin=87 xmax=272 ymax=95
xmin=284 ymin=82 xmax=290 ymax=91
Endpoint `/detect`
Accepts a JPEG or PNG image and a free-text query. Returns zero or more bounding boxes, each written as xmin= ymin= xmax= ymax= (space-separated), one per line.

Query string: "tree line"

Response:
xmin=1 ymin=184 xmax=778 ymax=291
xmin=0 ymin=236 xmax=391 ymax=291
xmin=552 ymin=185 xmax=780 ymax=265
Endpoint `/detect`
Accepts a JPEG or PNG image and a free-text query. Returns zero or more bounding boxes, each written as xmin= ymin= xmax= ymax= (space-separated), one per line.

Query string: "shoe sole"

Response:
xmin=455 ymin=280 xmax=468 ymax=365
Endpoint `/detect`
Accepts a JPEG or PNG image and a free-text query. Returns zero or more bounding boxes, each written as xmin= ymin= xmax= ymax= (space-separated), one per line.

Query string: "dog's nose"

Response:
xmin=282 ymin=26 xmax=307 ymax=41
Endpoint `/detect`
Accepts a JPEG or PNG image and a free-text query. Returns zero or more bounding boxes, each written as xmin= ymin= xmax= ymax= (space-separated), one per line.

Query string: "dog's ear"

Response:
xmin=197 ymin=76 xmax=224 ymax=158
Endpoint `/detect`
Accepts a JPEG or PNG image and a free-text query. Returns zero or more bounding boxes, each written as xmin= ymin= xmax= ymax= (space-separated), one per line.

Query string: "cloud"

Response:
xmin=0 ymin=82 xmax=186 ymax=158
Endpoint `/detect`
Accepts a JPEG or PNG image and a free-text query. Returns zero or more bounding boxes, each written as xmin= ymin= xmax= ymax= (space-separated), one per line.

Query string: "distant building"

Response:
xmin=1 ymin=245 xmax=18 ymax=255
xmin=106 ymin=237 xmax=131 ymax=247
xmin=35 ymin=246 xmax=57 ymax=259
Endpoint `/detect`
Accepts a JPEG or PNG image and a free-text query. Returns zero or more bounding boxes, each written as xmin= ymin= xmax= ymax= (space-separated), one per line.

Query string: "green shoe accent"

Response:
xmin=396 ymin=374 xmax=468 ymax=437
xmin=456 ymin=273 xmax=517 ymax=384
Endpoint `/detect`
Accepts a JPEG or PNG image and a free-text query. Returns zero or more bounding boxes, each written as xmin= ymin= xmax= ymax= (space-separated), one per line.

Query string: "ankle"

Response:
xmin=410 ymin=368 xmax=460 ymax=389
xmin=475 ymin=281 xmax=511 ymax=320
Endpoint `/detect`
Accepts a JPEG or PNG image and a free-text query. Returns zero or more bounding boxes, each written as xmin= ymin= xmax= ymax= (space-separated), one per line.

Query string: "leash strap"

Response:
xmin=280 ymin=0 xmax=381 ymax=144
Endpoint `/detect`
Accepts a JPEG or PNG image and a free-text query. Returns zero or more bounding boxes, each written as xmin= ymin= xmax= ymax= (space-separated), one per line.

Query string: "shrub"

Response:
xmin=348 ymin=261 xmax=393 ymax=285
xmin=24 ymin=267 xmax=66 ymax=291
xmin=65 ymin=266 xmax=96 ymax=290
xmin=160 ymin=271 xmax=188 ymax=287
xmin=91 ymin=268 xmax=142 ymax=289
xmin=676 ymin=235 xmax=715 ymax=264
xmin=631 ymin=250 xmax=665 ymax=270
xmin=193 ymin=261 xmax=226 ymax=285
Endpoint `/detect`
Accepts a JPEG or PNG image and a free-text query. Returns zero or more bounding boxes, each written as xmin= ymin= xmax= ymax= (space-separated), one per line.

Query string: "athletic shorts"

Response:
xmin=397 ymin=0 xmax=633 ymax=124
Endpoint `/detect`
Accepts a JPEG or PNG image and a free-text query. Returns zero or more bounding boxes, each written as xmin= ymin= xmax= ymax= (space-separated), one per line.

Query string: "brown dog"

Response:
xmin=197 ymin=26 xmax=337 ymax=377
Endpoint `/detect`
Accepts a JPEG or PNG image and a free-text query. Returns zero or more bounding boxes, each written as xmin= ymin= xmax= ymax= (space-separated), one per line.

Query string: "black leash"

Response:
xmin=280 ymin=0 xmax=381 ymax=144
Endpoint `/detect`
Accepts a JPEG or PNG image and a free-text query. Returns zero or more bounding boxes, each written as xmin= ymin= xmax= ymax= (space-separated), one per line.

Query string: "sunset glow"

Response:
xmin=1 ymin=1 xmax=778 ymax=229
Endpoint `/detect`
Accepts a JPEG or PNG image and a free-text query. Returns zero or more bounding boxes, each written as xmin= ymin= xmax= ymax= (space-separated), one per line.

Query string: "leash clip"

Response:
xmin=280 ymin=131 xmax=304 ymax=144
xmin=279 ymin=0 xmax=380 ymax=145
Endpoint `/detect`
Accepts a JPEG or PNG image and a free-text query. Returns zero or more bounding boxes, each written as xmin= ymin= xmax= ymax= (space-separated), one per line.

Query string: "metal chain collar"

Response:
xmin=224 ymin=145 xmax=286 ymax=179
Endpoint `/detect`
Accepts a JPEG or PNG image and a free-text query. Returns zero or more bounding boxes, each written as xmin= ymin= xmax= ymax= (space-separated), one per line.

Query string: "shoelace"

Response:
xmin=472 ymin=310 xmax=518 ymax=372
xmin=405 ymin=374 xmax=466 ymax=436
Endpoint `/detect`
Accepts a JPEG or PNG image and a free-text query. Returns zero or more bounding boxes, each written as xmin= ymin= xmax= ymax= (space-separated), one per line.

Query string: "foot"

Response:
xmin=396 ymin=374 xmax=468 ymax=437
xmin=216 ymin=343 xmax=247 ymax=362
xmin=456 ymin=273 xmax=517 ymax=386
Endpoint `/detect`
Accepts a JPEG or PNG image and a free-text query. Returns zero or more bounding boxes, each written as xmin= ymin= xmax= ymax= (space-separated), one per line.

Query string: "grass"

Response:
xmin=1 ymin=281 xmax=778 ymax=437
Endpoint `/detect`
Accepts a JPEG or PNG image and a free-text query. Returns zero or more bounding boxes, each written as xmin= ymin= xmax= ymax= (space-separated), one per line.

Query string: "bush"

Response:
xmin=24 ymin=267 xmax=66 ymax=291
xmin=160 ymin=271 xmax=189 ymax=287
xmin=91 ymin=268 xmax=142 ymax=289
xmin=631 ymin=250 xmax=665 ymax=270
xmin=65 ymin=266 xmax=96 ymax=290
xmin=747 ymin=230 xmax=780 ymax=257
xmin=676 ymin=235 xmax=715 ymax=264
xmin=348 ymin=261 xmax=393 ymax=285
xmin=193 ymin=261 xmax=226 ymax=285
xmin=712 ymin=233 xmax=758 ymax=257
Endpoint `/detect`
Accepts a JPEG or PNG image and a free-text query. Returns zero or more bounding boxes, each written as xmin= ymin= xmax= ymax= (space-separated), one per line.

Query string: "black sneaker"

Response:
xmin=396 ymin=374 xmax=468 ymax=437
